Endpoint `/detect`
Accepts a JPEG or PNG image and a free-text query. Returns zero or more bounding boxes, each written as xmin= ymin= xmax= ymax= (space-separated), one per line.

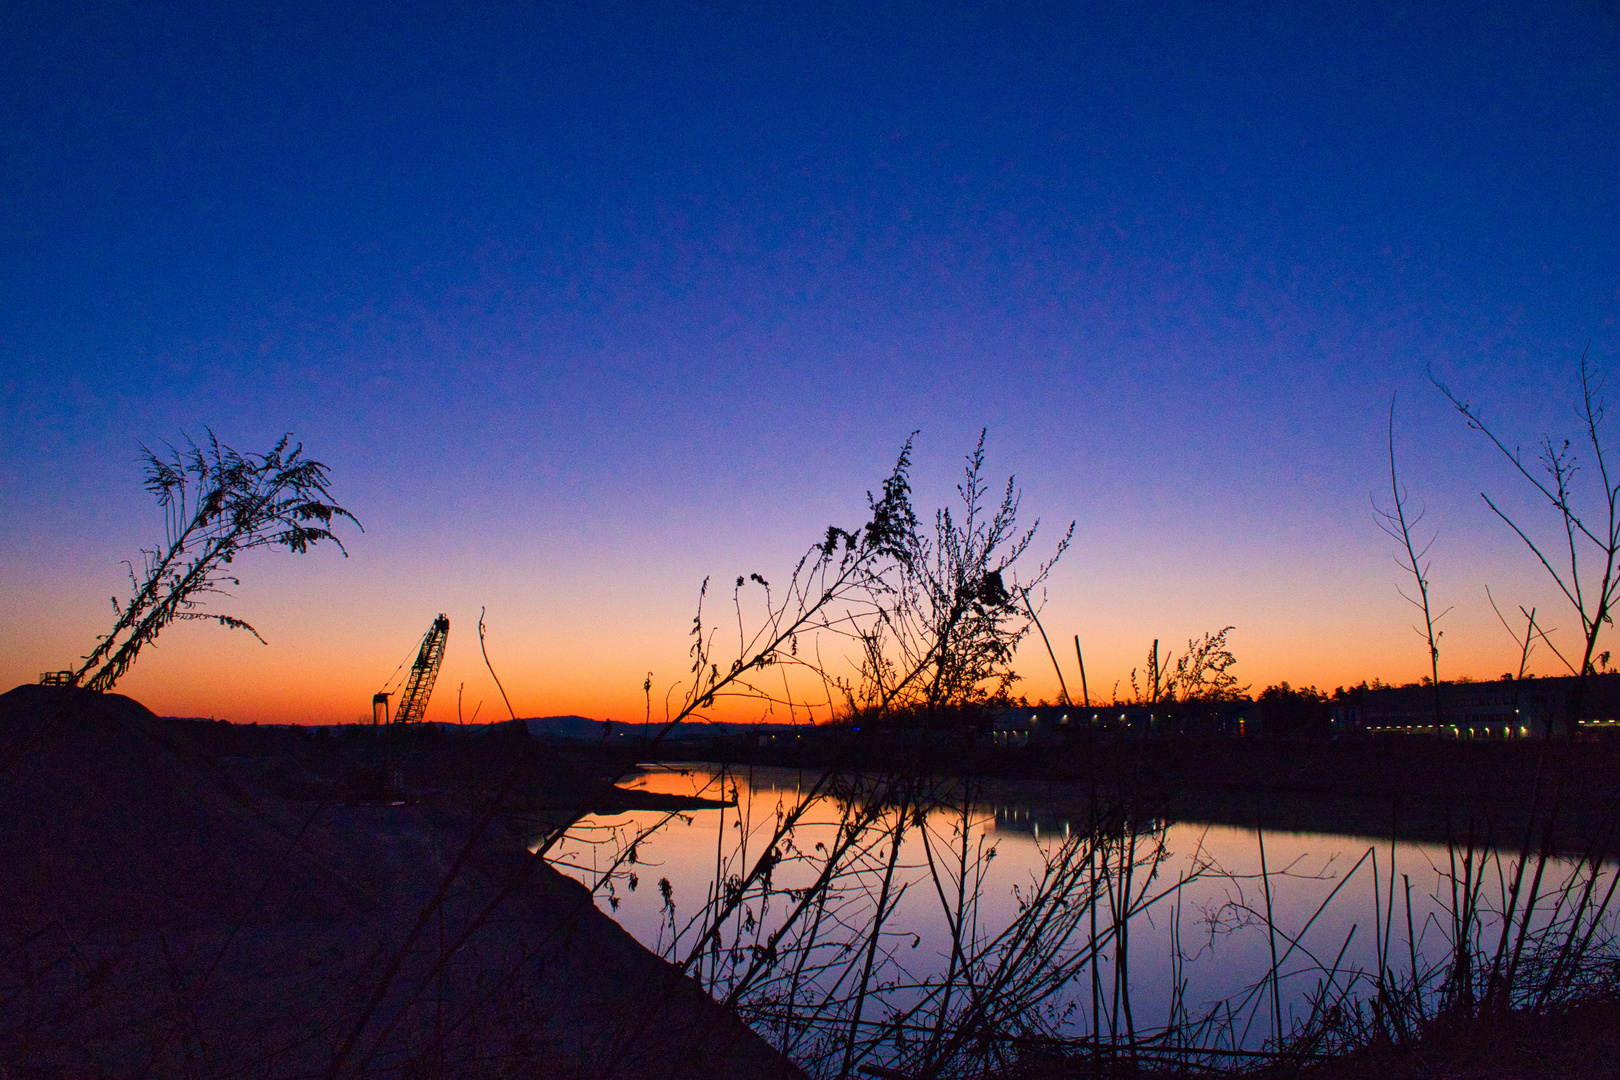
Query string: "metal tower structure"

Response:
xmin=375 ymin=614 xmax=449 ymax=725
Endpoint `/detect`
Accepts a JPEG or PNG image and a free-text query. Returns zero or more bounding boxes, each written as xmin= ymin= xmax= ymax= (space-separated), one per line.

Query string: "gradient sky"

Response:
xmin=3 ymin=2 xmax=1618 ymax=723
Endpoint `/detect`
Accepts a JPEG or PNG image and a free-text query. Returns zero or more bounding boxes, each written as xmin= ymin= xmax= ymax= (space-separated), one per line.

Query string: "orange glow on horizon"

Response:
xmin=2 ymin=481 xmax=1597 ymax=725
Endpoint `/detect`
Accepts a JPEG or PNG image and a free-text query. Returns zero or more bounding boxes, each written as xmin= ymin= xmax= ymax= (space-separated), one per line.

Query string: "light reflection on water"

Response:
xmin=547 ymin=762 xmax=1595 ymax=1053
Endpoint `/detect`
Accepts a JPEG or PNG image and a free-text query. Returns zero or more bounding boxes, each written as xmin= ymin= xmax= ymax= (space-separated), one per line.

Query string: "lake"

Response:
xmin=546 ymin=762 xmax=1611 ymax=1075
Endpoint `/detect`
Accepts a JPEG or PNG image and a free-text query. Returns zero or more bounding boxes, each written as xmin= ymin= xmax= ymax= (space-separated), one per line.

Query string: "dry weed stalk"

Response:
xmin=1374 ymin=393 xmax=1449 ymax=734
xmin=840 ymin=431 xmax=1073 ymax=717
xmin=1128 ymin=628 xmax=1245 ymax=707
xmin=73 ymin=431 xmax=358 ymax=692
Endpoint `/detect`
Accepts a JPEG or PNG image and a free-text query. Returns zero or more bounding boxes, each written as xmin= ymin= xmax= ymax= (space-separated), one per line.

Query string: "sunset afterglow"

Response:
xmin=2 ymin=3 xmax=1616 ymax=723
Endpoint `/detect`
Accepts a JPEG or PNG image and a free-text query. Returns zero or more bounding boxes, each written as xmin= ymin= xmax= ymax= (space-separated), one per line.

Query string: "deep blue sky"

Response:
xmin=3 ymin=2 xmax=1618 ymax=720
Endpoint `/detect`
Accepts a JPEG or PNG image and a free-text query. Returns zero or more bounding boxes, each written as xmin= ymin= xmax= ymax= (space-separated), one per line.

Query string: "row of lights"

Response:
xmin=1364 ymin=723 xmax=1532 ymax=738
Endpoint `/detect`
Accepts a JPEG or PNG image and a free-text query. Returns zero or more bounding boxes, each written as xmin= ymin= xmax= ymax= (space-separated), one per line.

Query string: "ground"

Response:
xmin=0 ymin=684 xmax=800 ymax=1079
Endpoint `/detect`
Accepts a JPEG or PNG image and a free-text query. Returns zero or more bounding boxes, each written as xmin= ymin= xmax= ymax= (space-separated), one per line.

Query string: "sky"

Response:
xmin=2 ymin=1 xmax=1618 ymax=723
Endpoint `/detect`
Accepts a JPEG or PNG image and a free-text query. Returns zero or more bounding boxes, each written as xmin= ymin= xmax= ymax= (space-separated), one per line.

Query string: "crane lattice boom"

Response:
xmin=390 ymin=614 xmax=449 ymax=725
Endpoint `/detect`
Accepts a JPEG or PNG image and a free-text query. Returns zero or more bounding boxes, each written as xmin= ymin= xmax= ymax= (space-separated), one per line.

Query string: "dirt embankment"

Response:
xmin=0 ymin=684 xmax=800 ymax=1079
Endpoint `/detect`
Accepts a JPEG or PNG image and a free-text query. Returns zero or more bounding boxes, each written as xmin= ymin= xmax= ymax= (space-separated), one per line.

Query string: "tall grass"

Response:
xmin=554 ymin=753 xmax=1620 ymax=1080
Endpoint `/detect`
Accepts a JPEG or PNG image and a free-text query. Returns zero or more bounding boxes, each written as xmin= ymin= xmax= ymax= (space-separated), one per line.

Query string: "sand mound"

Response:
xmin=0 ymin=685 xmax=800 ymax=1079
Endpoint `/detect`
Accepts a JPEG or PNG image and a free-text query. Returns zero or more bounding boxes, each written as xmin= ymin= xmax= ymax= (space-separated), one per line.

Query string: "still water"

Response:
xmin=547 ymin=763 xmax=1603 ymax=1064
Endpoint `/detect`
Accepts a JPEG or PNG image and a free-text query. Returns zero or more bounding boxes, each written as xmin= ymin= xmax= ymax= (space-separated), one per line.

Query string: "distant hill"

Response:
xmin=156 ymin=713 xmax=798 ymax=745
xmin=519 ymin=715 xmax=772 ymax=745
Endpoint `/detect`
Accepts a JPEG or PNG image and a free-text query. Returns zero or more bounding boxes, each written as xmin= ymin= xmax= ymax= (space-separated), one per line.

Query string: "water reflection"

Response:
xmin=547 ymin=763 xmax=1611 ymax=1076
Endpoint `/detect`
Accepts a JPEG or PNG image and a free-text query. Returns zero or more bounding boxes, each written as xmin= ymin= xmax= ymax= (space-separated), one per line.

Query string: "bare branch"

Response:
xmin=1436 ymin=349 xmax=1620 ymax=727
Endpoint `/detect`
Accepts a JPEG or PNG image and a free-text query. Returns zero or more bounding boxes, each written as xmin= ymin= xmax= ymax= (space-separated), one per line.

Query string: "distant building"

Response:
xmin=989 ymin=705 xmax=1077 ymax=746
xmin=1169 ymin=698 xmax=1256 ymax=737
xmin=1342 ymin=673 xmax=1620 ymax=739
xmin=989 ymin=698 xmax=1258 ymax=742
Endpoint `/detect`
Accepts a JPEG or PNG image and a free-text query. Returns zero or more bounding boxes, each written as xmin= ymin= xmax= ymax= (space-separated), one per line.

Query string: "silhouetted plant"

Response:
xmin=1374 ymin=393 xmax=1449 ymax=735
xmin=843 ymin=430 xmax=1073 ymax=717
xmin=1129 ymin=627 xmax=1245 ymax=705
xmin=1129 ymin=637 xmax=1169 ymax=705
xmin=1486 ymin=586 xmax=1556 ymax=682
xmin=1435 ymin=350 xmax=1620 ymax=732
xmin=667 ymin=435 xmax=921 ymax=727
xmin=72 ymin=432 xmax=358 ymax=692
xmin=325 ymin=441 xmax=929 ymax=1080
xmin=1167 ymin=627 xmax=1245 ymax=702
xmin=552 ymin=432 xmax=1084 ymax=1079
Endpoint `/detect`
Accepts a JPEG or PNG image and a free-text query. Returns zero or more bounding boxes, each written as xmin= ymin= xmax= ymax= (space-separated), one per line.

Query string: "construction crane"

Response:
xmin=373 ymin=614 xmax=450 ymax=725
